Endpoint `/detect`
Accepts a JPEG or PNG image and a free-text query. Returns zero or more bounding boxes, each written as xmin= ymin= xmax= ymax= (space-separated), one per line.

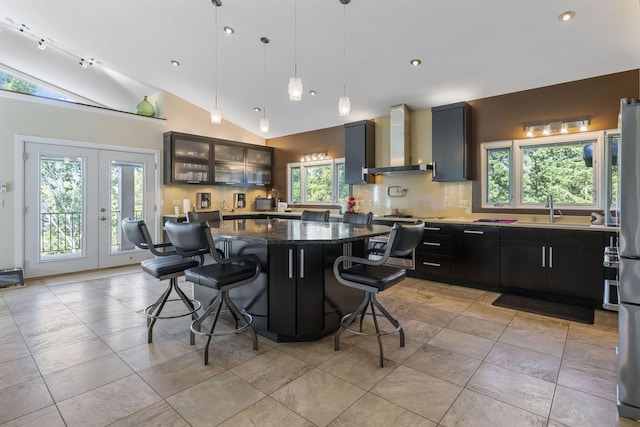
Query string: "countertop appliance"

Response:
xmin=196 ymin=192 xmax=211 ymax=209
xmin=233 ymin=193 xmax=246 ymax=209
xmin=255 ymin=197 xmax=272 ymax=211
xmin=617 ymin=98 xmax=640 ymax=421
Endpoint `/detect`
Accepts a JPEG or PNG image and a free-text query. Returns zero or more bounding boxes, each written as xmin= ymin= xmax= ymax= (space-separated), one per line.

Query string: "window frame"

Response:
xmin=287 ymin=157 xmax=346 ymax=205
xmin=481 ymin=131 xmax=604 ymax=211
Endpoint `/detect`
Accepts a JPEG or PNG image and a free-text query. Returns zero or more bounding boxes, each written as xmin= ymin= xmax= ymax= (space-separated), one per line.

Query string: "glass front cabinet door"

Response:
xmin=164 ymin=133 xmax=212 ymax=184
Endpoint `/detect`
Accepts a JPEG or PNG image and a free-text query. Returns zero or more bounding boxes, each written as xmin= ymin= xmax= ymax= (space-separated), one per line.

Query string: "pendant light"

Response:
xmin=210 ymin=1 xmax=222 ymax=124
xmin=288 ymin=0 xmax=303 ymax=101
xmin=260 ymin=36 xmax=270 ymax=133
xmin=338 ymin=0 xmax=351 ymax=116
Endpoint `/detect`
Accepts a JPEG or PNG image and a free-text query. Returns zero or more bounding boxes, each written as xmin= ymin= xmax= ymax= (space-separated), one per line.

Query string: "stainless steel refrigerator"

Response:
xmin=618 ymin=98 xmax=640 ymax=420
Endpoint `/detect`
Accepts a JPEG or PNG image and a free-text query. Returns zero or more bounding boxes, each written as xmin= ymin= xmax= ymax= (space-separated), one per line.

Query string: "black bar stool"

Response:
xmin=333 ymin=220 xmax=424 ymax=367
xmin=342 ymin=211 xmax=373 ymax=225
xmin=301 ymin=210 xmax=330 ymax=222
xmin=165 ymin=221 xmax=261 ymax=365
xmin=121 ymin=219 xmax=202 ymax=344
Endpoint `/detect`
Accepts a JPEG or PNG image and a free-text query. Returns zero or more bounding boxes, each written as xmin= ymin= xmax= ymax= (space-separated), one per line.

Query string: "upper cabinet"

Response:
xmin=431 ymin=102 xmax=471 ymax=181
xmin=344 ymin=120 xmax=375 ymax=184
xmin=163 ymin=133 xmax=212 ymax=184
xmin=164 ymin=131 xmax=273 ymax=187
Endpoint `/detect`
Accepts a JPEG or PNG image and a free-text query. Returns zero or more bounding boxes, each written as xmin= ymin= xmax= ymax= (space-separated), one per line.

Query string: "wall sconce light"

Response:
xmin=300 ymin=151 xmax=329 ymax=162
xmin=523 ymin=119 xmax=590 ymax=137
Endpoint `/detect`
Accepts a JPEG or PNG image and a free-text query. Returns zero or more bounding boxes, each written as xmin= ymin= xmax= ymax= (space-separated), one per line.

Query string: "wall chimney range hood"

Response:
xmin=363 ymin=104 xmax=432 ymax=175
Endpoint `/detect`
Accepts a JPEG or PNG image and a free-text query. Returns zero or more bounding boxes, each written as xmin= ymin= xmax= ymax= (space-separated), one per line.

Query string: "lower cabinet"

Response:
xmin=410 ymin=223 xmax=452 ymax=280
xmin=268 ymin=244 xmax=324 ymax=337
xmin=500 ymin=227 xmax=609 ymax=306
xmin=451 ymin=225 xmax=500 ymax=289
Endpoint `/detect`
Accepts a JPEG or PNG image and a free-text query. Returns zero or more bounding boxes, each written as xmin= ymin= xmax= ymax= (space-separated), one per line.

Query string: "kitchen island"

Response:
xmin=193 ymin=218 xmax=391 ymax=342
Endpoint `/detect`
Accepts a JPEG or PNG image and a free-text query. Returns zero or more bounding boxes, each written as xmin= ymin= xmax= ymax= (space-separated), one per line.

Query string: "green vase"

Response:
xmin=135 ymin=96 xmax=155 ymax=117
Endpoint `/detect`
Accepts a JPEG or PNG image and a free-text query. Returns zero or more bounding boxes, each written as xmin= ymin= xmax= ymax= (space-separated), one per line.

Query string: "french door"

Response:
xmin=24 ymin=142 xmax=157 ymax=278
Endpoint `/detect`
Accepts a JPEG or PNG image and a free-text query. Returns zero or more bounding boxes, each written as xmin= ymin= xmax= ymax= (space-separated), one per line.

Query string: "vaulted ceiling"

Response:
xmin=1 ymin=0 xmax=639 ymax=138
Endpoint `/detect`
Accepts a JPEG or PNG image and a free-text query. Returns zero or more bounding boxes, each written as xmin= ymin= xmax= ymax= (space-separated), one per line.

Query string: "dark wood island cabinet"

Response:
xmin=193 ymin=218 xmax=390 ymax=342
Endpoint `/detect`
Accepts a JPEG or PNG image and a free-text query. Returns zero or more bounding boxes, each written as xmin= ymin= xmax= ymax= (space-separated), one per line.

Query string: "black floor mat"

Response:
xmin=492 ymin=293 xmax=594 ymax=324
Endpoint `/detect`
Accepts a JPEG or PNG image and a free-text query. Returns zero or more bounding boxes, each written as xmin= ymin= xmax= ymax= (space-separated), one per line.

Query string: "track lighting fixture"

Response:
xmin=37 ymin=39 xmax=46 ymax=50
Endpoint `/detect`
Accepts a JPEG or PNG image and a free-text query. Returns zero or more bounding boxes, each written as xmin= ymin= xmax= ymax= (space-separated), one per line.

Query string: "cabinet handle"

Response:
xmin=432 ymin=161 xmax=437 ymax=179
xmin=423 ymin=261 xmax=441 ymax=267
xmin=186 ymin=180 xmax=201 ymax=184
xmin=424 ymin=227 xmax=441 ymax=231
xmin=542 ymin=246 xmax=546 ymax=268
xmin=463 ymin=230 xmax=484 ymax=235
xmin=549 ymin=246 xmax=553 ymax=269
xmin=288 ymin=249 xmax=293 ymax=279
xmin=299 ymin=248 xmax=305 ymax=279
xmin=423 ymin=242 xmax=441 ymax=247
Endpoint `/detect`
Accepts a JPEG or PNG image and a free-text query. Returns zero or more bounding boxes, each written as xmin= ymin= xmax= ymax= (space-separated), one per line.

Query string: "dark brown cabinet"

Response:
xmin=451 ymin=225 xmax=500 ymax=289
xmin=164 ymin=131 xmax=273 ymax=187
xmin=501 ymin=227 xmax=609 ymax=306
xmin=431 ymin=102 xmax=471 ymax=181
xmin=344 ymin=120 xmax=375 ymax=184
xmin=163 ymin=132 xmax=212 ymax=184
xmin=410 ymin=223 xmax=452 ymax=280
xmin=268 ymin=244 xmax=324 ymax=337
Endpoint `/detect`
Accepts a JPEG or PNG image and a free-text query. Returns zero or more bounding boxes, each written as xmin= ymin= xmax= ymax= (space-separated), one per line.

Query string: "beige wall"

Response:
xmin=0 ymin=91 xmax=264 ymax=270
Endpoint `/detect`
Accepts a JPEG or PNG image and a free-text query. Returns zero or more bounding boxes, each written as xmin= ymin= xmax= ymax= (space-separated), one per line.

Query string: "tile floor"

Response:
xmin=0 ymin=266 xmax=636 ymax=426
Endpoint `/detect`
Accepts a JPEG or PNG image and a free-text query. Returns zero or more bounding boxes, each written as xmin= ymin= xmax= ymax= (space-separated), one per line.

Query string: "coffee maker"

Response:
xmin=195 ymin=192 xmax=211 ymax=209
xmin=233 ymin=193 xmax=246 ymax=209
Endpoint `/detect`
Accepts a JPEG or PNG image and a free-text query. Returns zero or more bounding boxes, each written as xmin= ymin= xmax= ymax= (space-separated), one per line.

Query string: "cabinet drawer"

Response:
xmin=416 ymin=237 xmax=452 ymax=254
xmin=414 ymin=254 xmax=451 ymax=278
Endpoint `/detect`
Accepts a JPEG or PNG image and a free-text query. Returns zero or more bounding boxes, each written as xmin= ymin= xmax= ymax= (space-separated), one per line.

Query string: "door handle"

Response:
xmin=423 ymin=242 xmax=441 ymax=246
xmin=432 ymin=161 xmax=437 ymax=179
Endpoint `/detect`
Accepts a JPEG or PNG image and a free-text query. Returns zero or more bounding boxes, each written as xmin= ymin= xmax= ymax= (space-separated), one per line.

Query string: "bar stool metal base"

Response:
xmin=335 ymin=292 xmax=404 ymax=367
xmin=190 ymin=289 xmax=258 ymax=365
xmin=143 ymin=276 xmax=201 ymax=345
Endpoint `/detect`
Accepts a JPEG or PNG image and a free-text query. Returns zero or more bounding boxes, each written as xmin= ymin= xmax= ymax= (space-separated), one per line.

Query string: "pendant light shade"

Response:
xmin=288 ymin=0 xmax=303 ymax=101
xmin=210 ymin=108 xmax=222 ymax=124
xmin=338 ymin=0 xmax=350 ymax=116
xmin=260 ymin=118 xmax=270 ymax=133
xmin=288 ymin=77 xmax=303 ymax=101
xmin=260 ymin=36 xmax=270 ymax=134
xmin=338 ymin=96 xmax=351 ymax=116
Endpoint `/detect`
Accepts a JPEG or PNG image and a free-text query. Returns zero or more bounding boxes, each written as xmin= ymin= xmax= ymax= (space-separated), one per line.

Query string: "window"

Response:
xmin=481 ymin=131 xmax=604 ymax=210
xmin=0 ymin=70 xmax=74 ymax=102
xmin=287 ymin=158 xmax=346 ymax=205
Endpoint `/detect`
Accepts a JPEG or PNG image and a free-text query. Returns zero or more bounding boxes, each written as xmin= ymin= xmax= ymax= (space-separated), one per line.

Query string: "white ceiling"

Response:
xmin=1 ymin=0 xmax=639 ymax=138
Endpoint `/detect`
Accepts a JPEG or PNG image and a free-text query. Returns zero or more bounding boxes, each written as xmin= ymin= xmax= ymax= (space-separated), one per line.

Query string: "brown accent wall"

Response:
xmin=467 ymin=69 xmax=639 ymax=213
xmin=266 ymin=125 xmax=345 ymax=198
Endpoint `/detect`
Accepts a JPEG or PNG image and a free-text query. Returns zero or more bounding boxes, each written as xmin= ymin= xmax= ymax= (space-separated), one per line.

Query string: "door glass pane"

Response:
xmin=40 ymin=156 xmax=83 ymax=259
xmin=111 ymin=161 xmax=144 ymax=253
xmin=521 ymin=140 xmax=595 ymax=205
xmin=486 ymin=147 xmax=510 ymax=205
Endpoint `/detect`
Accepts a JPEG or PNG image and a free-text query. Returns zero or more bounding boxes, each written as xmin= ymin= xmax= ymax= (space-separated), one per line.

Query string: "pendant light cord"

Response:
xmin=294 ymin=0 xmax=298 ymax=78
xmin=214 ymin=5 xmax=219 ymax=109
xmin=343 ymin=2 xmax=347 ymax=97
xmin=263 ymin=40 xmax=267 ymax=119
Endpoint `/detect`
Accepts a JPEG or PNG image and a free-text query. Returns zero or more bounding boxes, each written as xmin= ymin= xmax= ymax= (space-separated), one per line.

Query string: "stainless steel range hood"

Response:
xmin=363 ymin=104 xmax=432 ymax=175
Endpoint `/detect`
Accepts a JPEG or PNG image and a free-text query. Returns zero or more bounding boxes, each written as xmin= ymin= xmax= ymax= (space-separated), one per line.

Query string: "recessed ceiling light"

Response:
xmin=170 ymin=59 xmax=180 ymax=66
xmin=559 ymin=11 xmax=575 ymax=22
xmin=410 ymin=59 xmax=422 ymax=66
xmin=253 ymin=107 xmax=261 ymax=112
xmin=309 ymin=90 xmax=317 ymax=96
xmin=224 ymin=26 xmax=235 ymax=34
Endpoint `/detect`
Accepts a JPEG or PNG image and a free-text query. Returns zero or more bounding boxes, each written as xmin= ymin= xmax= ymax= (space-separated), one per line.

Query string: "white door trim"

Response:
xmin=14 ymin=134 xmax=161 ymax=274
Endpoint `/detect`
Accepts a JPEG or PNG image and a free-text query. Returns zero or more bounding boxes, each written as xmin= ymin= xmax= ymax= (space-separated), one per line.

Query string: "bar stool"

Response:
xmin=165 ymin=221 xmax=261 ymax=365
xmin=121 ymin=219 xmax=202 ymax=344
xmin=342 ymin=211 xmax=373 ymax=225
xmin=301 ymin=210 xmax=330 ymax=222
xmin=333 ymin=220 xmax=424 ymax=367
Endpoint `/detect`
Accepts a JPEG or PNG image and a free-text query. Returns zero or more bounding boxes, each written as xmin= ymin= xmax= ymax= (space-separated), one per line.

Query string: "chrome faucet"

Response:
xmin=545 ymin=193 xmax=562 ymax=223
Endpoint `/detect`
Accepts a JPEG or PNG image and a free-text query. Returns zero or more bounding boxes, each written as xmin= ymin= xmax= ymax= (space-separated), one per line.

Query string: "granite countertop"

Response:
xmin=207 ymin=218 xmax=391 ymax=244
xmin=164 ymin=211 xmax=618 ymax=232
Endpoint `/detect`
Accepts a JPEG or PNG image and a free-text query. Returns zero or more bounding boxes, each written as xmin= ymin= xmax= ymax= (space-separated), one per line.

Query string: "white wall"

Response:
xmin=0 ymin=91 xmax=264 ymax=270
